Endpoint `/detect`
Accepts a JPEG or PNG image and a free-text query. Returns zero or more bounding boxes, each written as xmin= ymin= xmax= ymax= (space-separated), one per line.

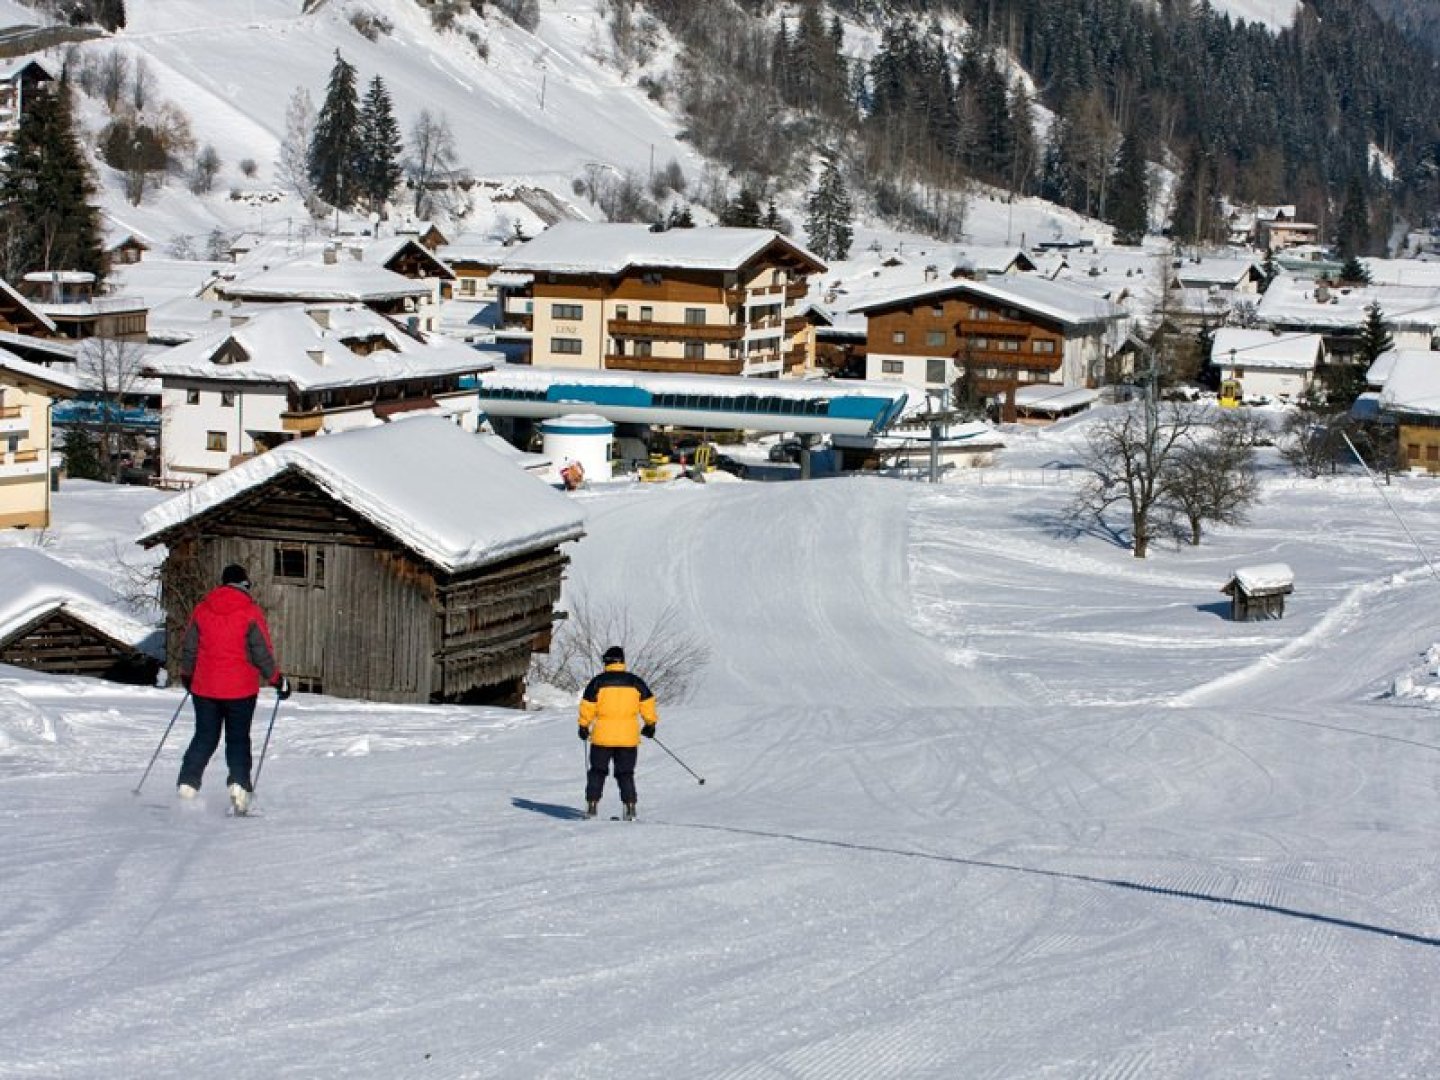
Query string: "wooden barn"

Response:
xmin=0 ymin=548 xmax=162 ymax=685
xmin=1222 ymin=563 xmax=1295 ymax=621
xmin=137 ymin=417 xmax=586 ymax=707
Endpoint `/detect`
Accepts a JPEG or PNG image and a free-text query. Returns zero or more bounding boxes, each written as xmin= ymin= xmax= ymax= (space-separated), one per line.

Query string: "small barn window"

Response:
xmin=206 ymin=431 xmax=227 ymax=452
xmin=273 ymin=544 xmax=308 ymax=581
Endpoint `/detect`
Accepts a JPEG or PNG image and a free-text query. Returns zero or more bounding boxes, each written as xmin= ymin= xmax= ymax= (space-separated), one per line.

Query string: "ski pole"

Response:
xmin=651 ymin=734 xmax=706 ymax=785
xmin=133 ymin=691 xmax=190 ymax=796
xmin=251 ymin=693 xmax=283 ymax=791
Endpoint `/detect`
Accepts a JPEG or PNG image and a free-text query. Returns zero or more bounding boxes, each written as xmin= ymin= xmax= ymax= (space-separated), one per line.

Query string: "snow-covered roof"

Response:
xmin=143 ymin=304 xmax=499 ymax=390
xmin=500 ymin=222 xmax=825 ymax=276
xmin=1378 ymin=351 xmax=1440 ymax=418
xmin=138 ymin=417 xmax=586 ymax=574
xmin=0 ymin=279 xmax=57 ymax=333
xmin=1230 ymin=563 xmax=1295 ymax=593
xmin=1211 ymin=328 xmax=1324 ymax=371
xmin=0 ymin=548 xmax=158 ymax=652
xmin=1258 ymin=274 xmax=1440 ymax=332
xmin=1365 ymin=346 xmax=1433 ymax=388
xmin=212 ymin=239 xmax=439 ymax=304
xmin=1171 ymin=258 xmax=1262 ymax=288
xmin=0 ymin=347 xmax=79 ymax=393
xmin=852 ymin=273 xmax=1126 ymax=328
xmin=1013 ymin=385 xmax=1100 ymax=413
xmin=477 ymin=360 xmax=909 ymax=404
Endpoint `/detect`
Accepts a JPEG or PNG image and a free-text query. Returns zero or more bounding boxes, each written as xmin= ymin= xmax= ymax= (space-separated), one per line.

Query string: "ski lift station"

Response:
xmin=464 ymin=364 xmax=911 ymax=442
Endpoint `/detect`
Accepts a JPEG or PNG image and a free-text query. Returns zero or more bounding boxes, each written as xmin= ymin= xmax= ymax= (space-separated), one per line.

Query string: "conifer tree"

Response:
xmin=0 ymin=75 xmax=102 ymax=279
xmin=1335 ymin=175 xmax=1370 ymax=260
xmin=721 ymin=186 xmax=762 ymax=228
xmin=307 ymin=50 xmax=361 ymax=209
xmin=804 ymin=154 xmax=853 ymax=261
xmin=354 ymin=75 xmax=403 ymax=216
xmin=1107 ymin=126 xmax=1150 ymax=245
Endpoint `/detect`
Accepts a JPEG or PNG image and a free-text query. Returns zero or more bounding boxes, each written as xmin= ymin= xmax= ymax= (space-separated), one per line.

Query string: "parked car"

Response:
xmin=768 ymin=439 xmax=803 ymax=463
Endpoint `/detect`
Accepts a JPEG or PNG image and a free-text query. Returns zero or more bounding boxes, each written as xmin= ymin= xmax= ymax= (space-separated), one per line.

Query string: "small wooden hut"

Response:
xmin=138 ymin=417 xmax=586 ymax=706
xmin=1222 ymin=563 xmax=1294 ymax=621
xmin=0 ymin=549 xmax=162 ymax=684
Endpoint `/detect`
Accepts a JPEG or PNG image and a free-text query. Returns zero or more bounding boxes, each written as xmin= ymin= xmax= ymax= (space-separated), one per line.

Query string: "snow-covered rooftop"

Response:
xmin=500 ymin=222 xmax=824 ymax=276
xmin=852 ymin=272 xmax=1126 ymax=328
xmin=1211 ymin=328 xmax=1325 ymax=371
xmin=138 ymin=416 xmax=586 ymax=574
xmin=1378 ymin=351 xmax=1440 ymax=418
xmin=1231 ymin=562 xmax=1295 ymax=593
xmin=0 ymin=548 xmax=157 ymax=652
xmin=1258 ymin=274 xmax=1440 ymax=332
xmin=0 ymin=348 xmax=79 ymax=393
xmin=212 ymin=239 xmax=437 ymax=304
xmin=142 ymin=304 xmax=499 ymax=390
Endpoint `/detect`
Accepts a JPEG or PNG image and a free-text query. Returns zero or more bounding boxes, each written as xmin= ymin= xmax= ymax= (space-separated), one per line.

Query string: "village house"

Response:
xmin=851 ymin=274 xmax=1128 ymax=421
xmin=1164 ymin=256 xmax=1267 ymax=331
xmin=141 ymin=302 xmax=500 ymax=487
xmin=19 ymin=271 xmax=149 ymax=342
xmin=205 ymin=237 xmax=454 ymax=334
xmin=1254 ymin=206 xmax=1320 ymax=251
xmin=0 ymin=58 xmax=52 ymax=146
xmin=0 ymin=547 xmax=161 ymax=684
xmin=1210 ymin=327 xmax=1326 ymax=403
xmin=496 ymin=222 xmax=826 ymax=377
xmin=1373 ymin=350 xmax=1440 ymax=473
xmin=0 ymin=350 xmax=76 ymax=528
xmin=138 ymin=417 xmax=586 ymax=706
xmin=1255 ymin=273 xmax=1440 ymax=363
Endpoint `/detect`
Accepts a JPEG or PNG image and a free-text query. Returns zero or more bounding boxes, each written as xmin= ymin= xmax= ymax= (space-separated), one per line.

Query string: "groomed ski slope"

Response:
xmin=2 ymin=433 xmax=1440 ymax=1077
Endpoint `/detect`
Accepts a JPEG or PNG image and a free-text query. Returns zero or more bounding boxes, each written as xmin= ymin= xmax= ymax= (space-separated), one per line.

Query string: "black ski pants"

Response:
xmin=178 ymin=694 xmax=258 ymax=792
xmin=586 ymin=744 xmax=638 ymax=804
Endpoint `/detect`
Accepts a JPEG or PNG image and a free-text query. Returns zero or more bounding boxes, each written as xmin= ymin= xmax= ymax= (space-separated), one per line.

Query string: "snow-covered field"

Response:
xmin=3 ymin=416 xmax=1439 ymax=1078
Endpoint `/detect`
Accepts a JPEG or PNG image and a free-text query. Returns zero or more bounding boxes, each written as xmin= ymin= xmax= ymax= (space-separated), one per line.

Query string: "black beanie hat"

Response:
xmin=221 ymin=564 xmax=250 ymax=588
xmin=602 ymin=645 xmax=625 ymax=665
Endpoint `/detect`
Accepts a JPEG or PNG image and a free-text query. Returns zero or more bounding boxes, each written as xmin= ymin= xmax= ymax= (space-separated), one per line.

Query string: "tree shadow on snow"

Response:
xmin=511 ymin=797 xmax=586 ymax=821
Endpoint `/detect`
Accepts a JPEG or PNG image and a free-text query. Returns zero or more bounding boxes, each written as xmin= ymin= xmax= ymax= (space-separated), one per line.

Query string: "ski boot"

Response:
xmin=585 ymin=799 xmax=599 ymax=818
xmin=228 ymin=783 xmax=251 ymax=816
xmin=623 ymin=801 xmax=637 ymax=821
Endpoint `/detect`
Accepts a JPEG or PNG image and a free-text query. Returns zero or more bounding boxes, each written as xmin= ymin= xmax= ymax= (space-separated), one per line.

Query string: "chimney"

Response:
xmin=349 ymin=245 xmax=364 ymax=261
xmin=309 ymin=307 xmax=331 ymax=330
xmin=323 ymin=246 xmax=338 ymax=265
xmin=307 ymin=348 xmax=328 ymax=366
xmin=1316 ymin=283 xmax=1330 ymax=303
xmin=229 ymin=314 xmax=249 ymax=328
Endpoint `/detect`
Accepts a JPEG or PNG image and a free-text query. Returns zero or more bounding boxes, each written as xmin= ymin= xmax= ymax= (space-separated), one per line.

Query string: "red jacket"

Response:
xmin=180 ymin=584 xmax=281 ymax=699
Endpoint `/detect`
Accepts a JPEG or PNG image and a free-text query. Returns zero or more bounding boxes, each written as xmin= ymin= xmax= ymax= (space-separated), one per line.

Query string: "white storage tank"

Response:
xmin=540 ymin=413 xmax=614 ymax=487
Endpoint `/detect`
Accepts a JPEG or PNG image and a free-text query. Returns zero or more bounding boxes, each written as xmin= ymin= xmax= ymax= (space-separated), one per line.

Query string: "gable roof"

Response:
xmin=0 ymin=347 xmax=79 ymax=394
xmin=1211 ymin=328 xmax=1325 ymax=371
xmin=142 ymin=303 xmax=498 ymax=390
xmin=501 ymin=222 xmax=826 ymax=276
xmin=0 ymin=548 xmax=158 ymax=653
xmin=138 ymin=417 xmax=586 ymax=574
xmin=850 ymin=273 xmax=1125 ymax=328
xmin=1378 ymin=351 xmax=1440 ymax=418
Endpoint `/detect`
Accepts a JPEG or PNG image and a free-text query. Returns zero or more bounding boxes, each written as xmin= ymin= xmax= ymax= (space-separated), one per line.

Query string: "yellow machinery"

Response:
xmin=1218 ymin=378 xmax=1242 ymax=408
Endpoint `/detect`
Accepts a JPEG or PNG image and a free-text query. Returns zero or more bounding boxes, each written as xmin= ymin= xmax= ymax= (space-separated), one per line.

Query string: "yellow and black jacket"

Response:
xmin=578 ymin=662 xmax=659 ymax=747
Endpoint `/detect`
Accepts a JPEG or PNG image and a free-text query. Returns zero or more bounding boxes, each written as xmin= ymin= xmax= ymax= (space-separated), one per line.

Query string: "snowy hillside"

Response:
xmin=3 ymin=421 xmax=1439 ymax=1077
xmin=25 ymin=0 xmax=696 ymax=246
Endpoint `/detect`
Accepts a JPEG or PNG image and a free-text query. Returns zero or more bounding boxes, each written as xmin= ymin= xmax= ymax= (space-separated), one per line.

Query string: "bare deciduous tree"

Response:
xmin=189 ymin=144 xmax=222 ymax=194
xmin=1071 ymin=400 xmax=1205 ymax=558
xmin=407 ymin=109 xmax=459 ymax=219
xmin=276 ymin=87 xmax=316 ymax=203
xmin=529 ymin=589 xmax=711 ymax=705
xmin=1161 ymin=412 xmax=1263 ymax=545
xmin=76 ymin=337 xmax=150 ymax=483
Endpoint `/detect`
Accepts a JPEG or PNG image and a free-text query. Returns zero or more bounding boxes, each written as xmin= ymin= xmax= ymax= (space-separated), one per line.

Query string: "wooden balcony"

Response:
xmin=604 ymin=354 xmax=744 ymax=377
xmin=608 ymin=318 xmax=745 ymax=343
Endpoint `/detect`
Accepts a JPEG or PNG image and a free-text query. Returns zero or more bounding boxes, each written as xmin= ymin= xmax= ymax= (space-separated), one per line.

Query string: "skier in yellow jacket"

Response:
xmin=578 ymin=645 xmax=658 ymax=819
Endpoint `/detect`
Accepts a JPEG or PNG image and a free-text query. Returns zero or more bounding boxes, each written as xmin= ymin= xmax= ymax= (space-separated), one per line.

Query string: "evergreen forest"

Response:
xmin=644 ymin=0 xmax=1440 ymax=250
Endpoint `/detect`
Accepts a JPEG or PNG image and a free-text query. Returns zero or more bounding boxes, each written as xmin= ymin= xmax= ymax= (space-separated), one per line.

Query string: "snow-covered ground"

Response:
xmin=3 ymin=416 xmax=1439 ymax=1078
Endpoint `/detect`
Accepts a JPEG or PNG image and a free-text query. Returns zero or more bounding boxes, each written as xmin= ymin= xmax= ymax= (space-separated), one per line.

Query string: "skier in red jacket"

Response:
xmin=176 ymin=564 xmax=289 ymax=814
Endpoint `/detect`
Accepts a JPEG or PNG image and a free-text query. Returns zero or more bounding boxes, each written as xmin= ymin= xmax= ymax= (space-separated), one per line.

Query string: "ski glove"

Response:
xmin=641 ymin=724 xmax=656 ymax=739
xmin=577 ymin=726 xmax=590 ymax=741
xmin=276 ymin=675 xmax=292 ymax=700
